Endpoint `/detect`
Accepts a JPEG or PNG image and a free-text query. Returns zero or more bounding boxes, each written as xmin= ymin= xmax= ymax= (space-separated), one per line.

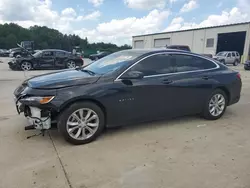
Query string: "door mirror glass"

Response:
xmin=121 ymin=71 xmax=144 ymax=80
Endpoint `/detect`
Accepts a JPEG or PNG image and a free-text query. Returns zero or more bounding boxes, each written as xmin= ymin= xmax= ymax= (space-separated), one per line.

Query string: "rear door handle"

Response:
xmin=161 ymin=79 xmax=173 ymax=84
xmin=202 ymin=76 xmax=209 ymax=80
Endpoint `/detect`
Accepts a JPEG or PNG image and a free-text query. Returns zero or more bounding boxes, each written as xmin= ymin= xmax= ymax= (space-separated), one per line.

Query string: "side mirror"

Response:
xmin=121 ymin=71 xmax=144 ymax=80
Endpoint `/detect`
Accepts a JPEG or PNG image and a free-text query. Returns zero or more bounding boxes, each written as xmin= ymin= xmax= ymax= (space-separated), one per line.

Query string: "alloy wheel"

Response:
xmin=67 ymin=61 xmax=76 ymax=68
xmin=21 ymin=62 xmax=32 ymax=71
xmin=66 ymin=108 xmax=99 ymax=140
xmin=209 ymin=94 xmax=226 ymax=117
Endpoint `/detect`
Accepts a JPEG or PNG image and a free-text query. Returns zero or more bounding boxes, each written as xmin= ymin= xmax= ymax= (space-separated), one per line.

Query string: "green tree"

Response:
xmin=5 ymin=34 xmax=18 ymax=49
xmin=0 ymin=23 xmax=132 ymax=53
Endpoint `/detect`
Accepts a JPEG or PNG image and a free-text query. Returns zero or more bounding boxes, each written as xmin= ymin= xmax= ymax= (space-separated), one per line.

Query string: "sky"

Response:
xmin=0 ymin=0 xmax=250 ymax=46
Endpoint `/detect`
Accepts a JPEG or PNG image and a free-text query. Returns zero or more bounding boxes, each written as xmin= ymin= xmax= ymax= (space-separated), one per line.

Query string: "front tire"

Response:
xmin=20 ymin=61 xmax=32 ymax=71
xmin=14 ymin=53 xmax=21 ymax=58
xmin=220 ymin=60 xmax=226 ymax=65
xmin=58 ymin=102 xmax=105 ymax=145
xmin=202 ymin=89 xmax=228 ymax=120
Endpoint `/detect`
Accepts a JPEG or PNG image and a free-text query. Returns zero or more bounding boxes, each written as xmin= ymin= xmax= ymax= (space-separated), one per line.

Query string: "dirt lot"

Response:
xmin=0 ymin=57 xmax=250 ymax=188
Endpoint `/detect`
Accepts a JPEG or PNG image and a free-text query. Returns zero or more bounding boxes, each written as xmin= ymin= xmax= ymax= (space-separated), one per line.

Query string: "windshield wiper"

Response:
xmin=80 ymin=69 xmax=96 ymax=75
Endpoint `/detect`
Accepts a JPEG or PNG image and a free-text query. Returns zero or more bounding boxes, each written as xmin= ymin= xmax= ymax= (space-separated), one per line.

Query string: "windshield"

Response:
xmin=217 ymin=52 xmax=227 ymax=56
xmin=33 ymin=51 xmax=42 ymax=57
xmin=83 ymin=51 xmax=144 ymax=74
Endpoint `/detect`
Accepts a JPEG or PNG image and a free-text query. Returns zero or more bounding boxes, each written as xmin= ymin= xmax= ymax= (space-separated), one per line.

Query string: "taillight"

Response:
xmin=237 ymin=73 xmax=241 ymax=79
xmin=81 ymin=57 xmax=84 ymax=65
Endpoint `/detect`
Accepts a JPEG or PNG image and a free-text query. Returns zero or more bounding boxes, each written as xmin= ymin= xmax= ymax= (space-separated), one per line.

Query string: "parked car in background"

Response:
xmin=244 ymin=60 xmax=250 ymax=70
xmin=89 ymin=51 xmax=111 ymax=61
xmin=13 ymin=49 xmax=241 ymax=144
xmin=8 ymin=49 xmax=84 ymax=71
xmin=166 ymin=45 xmax=191 ymax=51
xmin=213 ymin=51 xmax=240 ymax=66
xmin=9 ymin=47 xmax=30 ymax=58
xmin=201 ymin=54 xmax=213 ymax=58
xmin=0 ymin=49 xmax=10 ymax=57
xmin=166 ymin=45 xmax=213 ymax=58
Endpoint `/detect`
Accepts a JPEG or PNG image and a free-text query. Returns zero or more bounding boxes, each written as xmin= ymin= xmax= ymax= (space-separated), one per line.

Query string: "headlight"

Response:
xmin=21 ymin=96 xmax=55 ymax=104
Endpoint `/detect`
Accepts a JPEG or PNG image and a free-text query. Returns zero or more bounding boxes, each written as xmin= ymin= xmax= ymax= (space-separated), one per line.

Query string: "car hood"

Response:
xmin=15 ymin=56 xmax=33 ymax=62
xmin=214 ymin=56 xmax=224 ymax=59
xmin=27 ymin=69 xmax=101 ymax=89
xmin=89 ymin=54 xmax=98 ymax=57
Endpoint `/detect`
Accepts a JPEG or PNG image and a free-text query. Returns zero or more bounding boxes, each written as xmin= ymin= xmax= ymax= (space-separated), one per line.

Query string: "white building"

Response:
xmin=132 ymin=22 xmax=250 ymax=62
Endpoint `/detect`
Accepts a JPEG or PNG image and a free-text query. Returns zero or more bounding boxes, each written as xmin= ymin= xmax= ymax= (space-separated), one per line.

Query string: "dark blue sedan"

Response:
xmin=14 ymin=49 xmax=242 ymax=144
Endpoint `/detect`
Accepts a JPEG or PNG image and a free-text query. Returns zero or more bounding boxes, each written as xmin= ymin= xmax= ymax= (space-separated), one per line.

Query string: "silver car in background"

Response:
xmin=214 ymin=51 xmax=240 ymax=66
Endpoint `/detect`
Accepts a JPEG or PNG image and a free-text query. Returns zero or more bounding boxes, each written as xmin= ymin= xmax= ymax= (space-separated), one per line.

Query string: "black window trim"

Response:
xmin=42 ymin=51 xmax=54 ymax=57
xmin=55 ymin=51 xmax=66 ymax=57
xmin=115 ymin=52 xmax=220 ymax=81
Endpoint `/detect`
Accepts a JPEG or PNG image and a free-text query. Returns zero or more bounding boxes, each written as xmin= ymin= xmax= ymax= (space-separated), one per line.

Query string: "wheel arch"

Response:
xmin=20 ymin=60 xmax=33 ymax=68
xmin=215 ymin=86 xmax=230 ymax=103
xmin=65 ymin=59 xmax=76 ymax=68
xmin=59 ymin=98 xmax=107 ymax=125
xmin=21 ymin=59 xmax=33 ymax=64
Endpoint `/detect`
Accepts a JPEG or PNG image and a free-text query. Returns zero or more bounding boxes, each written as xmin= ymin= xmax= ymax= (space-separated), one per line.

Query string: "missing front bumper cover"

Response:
xmin=15 ymin=96 xmax=52 ymax=130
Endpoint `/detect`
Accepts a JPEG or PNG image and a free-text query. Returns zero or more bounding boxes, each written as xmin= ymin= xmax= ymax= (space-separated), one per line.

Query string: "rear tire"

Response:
xmin=58 ymin=102 xmax=105 ymax=145
xmin=66 ymin=60 xmax=76 ymax=69
xmin=202 ymin=89 xmax=228 ymax=120
xmin=233 ymin=60 xmax=239 ymax=66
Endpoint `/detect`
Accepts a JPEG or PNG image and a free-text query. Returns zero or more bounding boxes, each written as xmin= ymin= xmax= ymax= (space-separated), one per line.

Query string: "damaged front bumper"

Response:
xmin=15 ymin=96 xmax=52 ymax=130
xmin=8 ymin=60 xmax=20 ymax=70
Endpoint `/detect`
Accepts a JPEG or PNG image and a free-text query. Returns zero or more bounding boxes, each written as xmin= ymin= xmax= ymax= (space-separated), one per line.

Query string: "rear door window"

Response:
xmin=232 ymin=52 xmax=236 ymax=57
xmin=172 ymin=54 xmax=217 ymax=72
xmin=56 ymin=51 xmax=66 ymax=57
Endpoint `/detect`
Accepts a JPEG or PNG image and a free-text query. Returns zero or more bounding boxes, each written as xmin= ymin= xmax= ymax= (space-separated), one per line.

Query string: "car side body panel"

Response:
xmin=8 ymin=50 xmax=83 ymax=70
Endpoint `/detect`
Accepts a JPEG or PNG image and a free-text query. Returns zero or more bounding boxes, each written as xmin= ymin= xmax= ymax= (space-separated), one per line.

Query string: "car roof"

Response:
xmin=121 ymin=48 xmax=196 ymax=56
xmin=11 ymin=48 xmax=21 ymax=50
xmin=167 ymin=45 xmax=189 ymax=47
xmin=219 ymin=51 xmax=238 ymax=53
xmin=42 ymin=49 xmax=69 ymax=53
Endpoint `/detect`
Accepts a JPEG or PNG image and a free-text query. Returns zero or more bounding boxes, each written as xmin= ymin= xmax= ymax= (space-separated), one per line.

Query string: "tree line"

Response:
xmin=0 ymin=23 xmax=131 ymax=56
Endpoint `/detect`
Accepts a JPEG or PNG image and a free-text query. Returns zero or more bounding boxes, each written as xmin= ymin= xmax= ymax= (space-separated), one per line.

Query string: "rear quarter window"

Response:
xmin=172 ymin=54 xmax=217 ymax=72
xmin=56 ymin=51 xmax=66 ymax=57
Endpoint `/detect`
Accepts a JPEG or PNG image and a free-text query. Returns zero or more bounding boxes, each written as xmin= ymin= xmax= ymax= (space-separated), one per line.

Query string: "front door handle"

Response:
xmin=161 ymin=79 xmax=173 ymax=84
